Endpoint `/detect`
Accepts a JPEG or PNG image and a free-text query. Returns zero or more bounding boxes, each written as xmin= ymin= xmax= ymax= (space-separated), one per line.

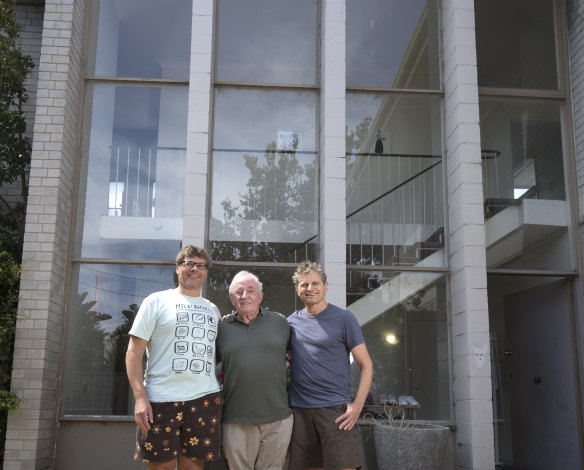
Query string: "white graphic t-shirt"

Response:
xmin=129 ymin=289 xmax=221 ymax=402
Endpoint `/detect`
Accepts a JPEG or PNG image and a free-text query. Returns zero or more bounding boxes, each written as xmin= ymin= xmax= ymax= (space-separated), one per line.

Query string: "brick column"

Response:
xmin=183 ymin=0 xmax=214 ymax=248
xmin=319 ymin=0 xmax=347 ymax=306
xmin=4 ymin=0 xmax=87 ymax=468
xmin=567 ymin=0 xmax=584 ymax=434
xmin=569 ymin=0 xmax=584 ymax=221
xmin=442 ymin=0 xmax=495 ymax=468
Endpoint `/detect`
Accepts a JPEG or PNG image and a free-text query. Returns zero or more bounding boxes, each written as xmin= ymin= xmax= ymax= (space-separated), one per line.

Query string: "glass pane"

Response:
xmin=348 ymin=270 xmax=451 ymax=421
xmin=63 ymin=263 xmax=176 ymax=415
xmin=216 ymin=0 xmax=317 ymax=85
xmin=346 ymin=93 xmax=445 ymax=268
xmin=76 ymin=84 xmax=187 ymax=260
xmin=206 ymin=266 xmax=299 ymax=316
xmin=479 ymin=98 xmax=572 ymax=270
xmin=488 ymin=275 xmax=579 ymax=467
xmin=346 ymin=0 xmax=441 ymax=89
xmin=475 ymin=0 xmax=558 ymax=90
xmin=88 ymin=0 xmax=191 ymax=79
xmin=210 ymin=88 xmax=318 ymax=263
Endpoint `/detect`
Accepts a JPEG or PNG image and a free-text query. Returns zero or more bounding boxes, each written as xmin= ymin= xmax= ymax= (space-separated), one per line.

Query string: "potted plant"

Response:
xmin=369 ymin=407 xmax=450 ymax=470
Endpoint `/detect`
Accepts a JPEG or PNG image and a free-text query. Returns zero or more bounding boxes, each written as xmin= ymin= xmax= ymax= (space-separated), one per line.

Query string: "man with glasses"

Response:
xmin=126 ymin=245 xmax=222 ymax=470
xmin=216 ymin=271 xmax=293 ymax=470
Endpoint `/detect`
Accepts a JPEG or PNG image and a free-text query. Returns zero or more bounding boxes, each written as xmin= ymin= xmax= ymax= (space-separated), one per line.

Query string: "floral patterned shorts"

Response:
xmin=134 ymin=392 xmax=222 ymax=463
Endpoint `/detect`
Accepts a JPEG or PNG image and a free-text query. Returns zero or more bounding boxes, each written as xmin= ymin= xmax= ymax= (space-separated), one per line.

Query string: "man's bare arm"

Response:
xmin=126 ymin=335 xmax=151 ymax=432
xmin=335 ymin=343 xmax=373 ymax=431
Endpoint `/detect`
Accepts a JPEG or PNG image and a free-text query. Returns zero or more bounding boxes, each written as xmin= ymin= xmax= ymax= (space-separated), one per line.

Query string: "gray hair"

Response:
xmin=229 ymin=271 xmax=263 ymax=294
xmin=292 ymin=260 xmax=327 ymax=285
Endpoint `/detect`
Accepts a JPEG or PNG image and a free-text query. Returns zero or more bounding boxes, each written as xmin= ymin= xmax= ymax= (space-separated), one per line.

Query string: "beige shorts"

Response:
xmin=222 ymin=413 xmax=293 ymax=469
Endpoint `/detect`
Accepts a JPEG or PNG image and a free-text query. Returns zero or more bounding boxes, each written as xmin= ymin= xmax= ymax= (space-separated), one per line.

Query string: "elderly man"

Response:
xmin=126 ymin=245 xmax=222 ymax=470
xmin=287 ymin=260 xmax=373 ymax=470
xmin=216 ymin=271 xmax=293 ymax=470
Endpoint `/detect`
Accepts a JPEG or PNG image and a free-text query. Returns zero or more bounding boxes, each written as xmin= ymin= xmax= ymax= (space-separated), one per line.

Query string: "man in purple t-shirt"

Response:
xmin=287 ymin=261 xmax=373 ymax=470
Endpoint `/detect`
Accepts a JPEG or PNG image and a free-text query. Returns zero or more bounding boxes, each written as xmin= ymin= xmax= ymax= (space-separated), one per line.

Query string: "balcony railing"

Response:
xmin=107 ymin=145 xmax=185 ymax=219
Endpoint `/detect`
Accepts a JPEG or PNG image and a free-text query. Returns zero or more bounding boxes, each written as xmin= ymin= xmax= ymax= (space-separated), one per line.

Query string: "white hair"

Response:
xmin=229 ymin=271 xmax=263 ymax=294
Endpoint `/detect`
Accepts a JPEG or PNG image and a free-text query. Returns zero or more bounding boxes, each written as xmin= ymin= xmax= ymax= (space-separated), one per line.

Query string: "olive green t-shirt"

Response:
xmin=217 ymin=308 xmax=291 ymax=423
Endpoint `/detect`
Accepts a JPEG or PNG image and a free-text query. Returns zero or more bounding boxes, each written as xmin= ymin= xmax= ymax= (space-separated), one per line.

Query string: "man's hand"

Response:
xmin=335 ymin=402 xmax=362 ymax=431
xmin=134 ymin=396 xmax=153 ymax=433
xmin=220 ymin=311 xmax=236 ymax=321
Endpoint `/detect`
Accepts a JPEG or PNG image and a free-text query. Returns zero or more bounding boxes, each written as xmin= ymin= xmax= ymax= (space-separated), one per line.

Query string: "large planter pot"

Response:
xmin=372 ymin=422 xmax=450 ymax=470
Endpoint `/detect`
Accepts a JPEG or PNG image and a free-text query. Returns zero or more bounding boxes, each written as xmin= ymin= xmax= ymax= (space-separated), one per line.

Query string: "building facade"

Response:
xmin=4 ymin=0 xmax=584 ymax=468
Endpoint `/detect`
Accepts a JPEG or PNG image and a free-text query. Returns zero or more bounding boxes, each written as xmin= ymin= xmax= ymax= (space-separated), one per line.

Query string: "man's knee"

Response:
xmin=148 ymin=458 xmax=179 ymax=470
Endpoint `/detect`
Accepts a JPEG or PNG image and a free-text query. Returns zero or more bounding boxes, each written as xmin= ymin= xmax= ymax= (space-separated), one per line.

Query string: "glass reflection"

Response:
xmin=62 ymin=264 xmax=176 ymax=415
xmin=346 ymin=0 xmax=440 ymax=89
xmin=216 ymin=0 xmax=317 ymax=85
xmin=89 ymin=0 xmax=191 ymax=80
xmin=77 ymin=84 xmax=187 ymax=260
xmin=346 ymin=93 xmax=445 ymax=268
xmin=479 ymin=98 xmax=572 ymax=270
xmin=210 ymin=88 xmax=318 ymax=263
xmin=206 ymin=266 xmax=298 ymax=317
xmin=475 ymin=0 xmax=558 ymax=90
xmin=348 ymin=270 xmax=450 ymax=420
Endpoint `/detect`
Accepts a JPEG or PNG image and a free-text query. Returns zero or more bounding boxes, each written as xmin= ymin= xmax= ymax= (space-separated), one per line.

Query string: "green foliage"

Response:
xmin=346 ymin=116 xmax=373 ymax=172
xmin=0 ymin=0 xmax=34 ymax=239
xmin=0 ymin=0 xmax=34 ymax=459
xmin=0 ymin=247 xmax=22 ymax=460
xmin=66 ymin=292 xmax=105 ymax=372
xmin=214 ymin=141 xmax=318 ymax=263
xmin=105 ymin=303 xmax=138 ymax=372
xmin=105 ymin=304 xmax=138 ymax=414
xmin=0 ymin=249 xmax=21 ymax=401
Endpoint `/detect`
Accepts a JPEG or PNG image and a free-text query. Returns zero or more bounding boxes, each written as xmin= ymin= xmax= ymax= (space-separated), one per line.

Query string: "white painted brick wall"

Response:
xmin=442 ymin=0 xmax=494 ymax=468
xmin=183 ymin=0 xmax=214 ymax=247
xmin=4 ymin=0 xmax=88 ymax=468
xmin=568 ymin=1 xmax=584 ymax=229
xmin=320 ymin=0 xmax=347 ymax=307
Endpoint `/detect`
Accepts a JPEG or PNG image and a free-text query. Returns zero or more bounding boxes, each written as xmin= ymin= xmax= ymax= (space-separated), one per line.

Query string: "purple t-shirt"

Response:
xmin=287 ymin=303 xmax=365 ymax=408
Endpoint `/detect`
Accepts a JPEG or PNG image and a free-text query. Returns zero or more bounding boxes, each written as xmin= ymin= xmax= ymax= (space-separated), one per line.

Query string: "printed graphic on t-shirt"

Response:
xmin=172 ymin=303 xmax=217 ymax=376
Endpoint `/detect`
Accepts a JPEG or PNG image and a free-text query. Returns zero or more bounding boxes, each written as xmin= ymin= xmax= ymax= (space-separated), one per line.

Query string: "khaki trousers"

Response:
xmin=222 ymin=413 xmax=294 ymax=470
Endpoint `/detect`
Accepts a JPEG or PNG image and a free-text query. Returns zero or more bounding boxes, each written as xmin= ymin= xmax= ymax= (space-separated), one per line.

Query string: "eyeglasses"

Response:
xmin=180 ymin=261 xmax=208 ymax=270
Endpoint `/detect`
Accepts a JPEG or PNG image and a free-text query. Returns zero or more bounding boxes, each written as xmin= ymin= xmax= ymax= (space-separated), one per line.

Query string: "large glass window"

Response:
xmin=476 ymin=1 xmax=579 ymax=465
xmin=62 ymin=264 xmax=300 ymax=416
xmin=215 ymin=0 xmax=318 ymax=86
xmin=206 ymin=266 xmax=299 ymax=316
xmin=64 ymin=0 xmax=191 ymax=417
xmin=76 ymin=84 xmax=187 ymax=260
xmin=62 ymin=264 xmax=176 ymax=415
xmin=480 ymin=98 xmax=572 ymax=270
xmin=346 ymin=0 xmax=441 ymax=89
xmin=348 ymin=271 xmax=451 ymax=420
xmin=88 ymin=0 xmax=191 ymax=80
xmin=475 ymin=0 xmax=558 ymax=90
xmin=209 ymin=88 xmax=318 ymax=263
xmin=346 ymin=93 xmax=445 ymax=268
xmin=346 ymin=0 xmax=448 ymax=423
